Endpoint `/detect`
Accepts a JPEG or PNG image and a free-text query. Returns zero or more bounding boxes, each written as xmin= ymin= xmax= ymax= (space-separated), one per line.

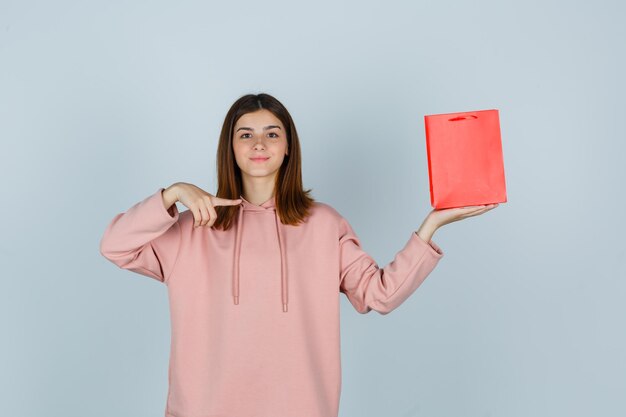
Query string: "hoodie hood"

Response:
xmin=234 ymin=194 xmax=289 ymax=312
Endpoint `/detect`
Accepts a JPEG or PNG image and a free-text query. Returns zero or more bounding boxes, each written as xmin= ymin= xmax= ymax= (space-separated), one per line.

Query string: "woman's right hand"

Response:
xmin=165 ymin=182 xmax=242 ymax=228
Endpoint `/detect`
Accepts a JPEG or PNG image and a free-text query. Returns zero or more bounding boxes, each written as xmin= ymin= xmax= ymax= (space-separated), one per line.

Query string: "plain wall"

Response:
xmin=1 ymin=0 xmax=624 ymax=416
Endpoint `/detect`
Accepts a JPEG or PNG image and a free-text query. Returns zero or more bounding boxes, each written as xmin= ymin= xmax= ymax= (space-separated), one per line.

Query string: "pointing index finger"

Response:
xmin=211 ymin=196 xmax=243 ymax=206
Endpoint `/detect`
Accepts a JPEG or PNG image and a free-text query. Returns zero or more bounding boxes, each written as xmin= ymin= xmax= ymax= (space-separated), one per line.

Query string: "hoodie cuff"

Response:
xmin=411 ymin=231 xmax=444 ymax=258
xmin=156 ymin=187 xmax=180 ymax=221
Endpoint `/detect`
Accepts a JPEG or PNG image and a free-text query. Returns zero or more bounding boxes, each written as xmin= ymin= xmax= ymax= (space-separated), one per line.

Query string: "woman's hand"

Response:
xmin=164 ymin=182 xmax=242 ymax=228
xmin=416 ymin=203 xmax=499 ymax=243
xmin=428 ymin=203 xmax=499 ymax=229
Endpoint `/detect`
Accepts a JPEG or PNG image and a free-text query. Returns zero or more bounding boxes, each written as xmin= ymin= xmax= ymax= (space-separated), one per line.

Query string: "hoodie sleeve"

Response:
xmin=338 ymin=215 xmax=444 ymax=315
xmin=99 ymin=187 xmax=182 ymax=284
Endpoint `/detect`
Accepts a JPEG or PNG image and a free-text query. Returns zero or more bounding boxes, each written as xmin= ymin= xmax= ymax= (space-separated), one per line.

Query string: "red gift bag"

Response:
xmin=424 ymin=109 xmax=507 ymax=209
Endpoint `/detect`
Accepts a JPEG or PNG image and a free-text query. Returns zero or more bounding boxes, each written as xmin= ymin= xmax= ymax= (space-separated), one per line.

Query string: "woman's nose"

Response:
xmin=253 ymin=138 xmax=267 ymax=148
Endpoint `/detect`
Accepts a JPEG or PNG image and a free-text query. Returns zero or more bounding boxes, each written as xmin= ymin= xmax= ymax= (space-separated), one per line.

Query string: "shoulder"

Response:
xmin=172 ymin=208 xmax=197 ymax=232
xmin=309 ymin=200 xmax=345 ymax=222
xmin=306 ymin=201 xmax=353 ymax=234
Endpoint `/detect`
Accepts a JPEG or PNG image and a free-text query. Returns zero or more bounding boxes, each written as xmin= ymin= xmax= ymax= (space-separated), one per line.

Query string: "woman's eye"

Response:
xmin=240 ymin=133 xmax=279 ymax=139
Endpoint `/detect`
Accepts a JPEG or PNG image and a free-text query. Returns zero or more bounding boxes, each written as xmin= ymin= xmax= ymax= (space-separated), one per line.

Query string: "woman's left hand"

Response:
xmin=429 ymin=203 xmax=499 ymax=229
xmin=415 ymin=203 xmax=499 ymax=243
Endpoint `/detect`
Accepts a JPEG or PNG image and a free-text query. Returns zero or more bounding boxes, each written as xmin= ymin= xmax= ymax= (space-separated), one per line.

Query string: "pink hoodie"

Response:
xmin=100 ymin=187 xmax=444 ymax=417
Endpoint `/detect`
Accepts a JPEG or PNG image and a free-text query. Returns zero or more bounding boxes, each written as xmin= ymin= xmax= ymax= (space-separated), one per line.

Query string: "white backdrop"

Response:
xmin=1 ymin=0 xmax=624 ymax=416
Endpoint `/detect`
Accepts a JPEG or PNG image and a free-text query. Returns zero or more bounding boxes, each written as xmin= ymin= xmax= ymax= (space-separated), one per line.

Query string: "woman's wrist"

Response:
xmin=415 ymin=215 xmax=439 ymax=243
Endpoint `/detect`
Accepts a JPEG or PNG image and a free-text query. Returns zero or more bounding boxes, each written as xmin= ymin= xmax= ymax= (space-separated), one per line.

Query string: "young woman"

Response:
xmin=100 ymin=93 xmax=497 ymax=417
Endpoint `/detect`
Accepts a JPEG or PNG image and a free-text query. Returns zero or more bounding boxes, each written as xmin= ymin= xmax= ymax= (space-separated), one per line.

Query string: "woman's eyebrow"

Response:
xmin=236 ymin=125 xmax=282 ymax=132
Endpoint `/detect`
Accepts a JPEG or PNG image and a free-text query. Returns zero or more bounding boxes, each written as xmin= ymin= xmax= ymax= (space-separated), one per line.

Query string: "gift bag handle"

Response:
xmin=448 ymin=115 xmax=478 ymax=121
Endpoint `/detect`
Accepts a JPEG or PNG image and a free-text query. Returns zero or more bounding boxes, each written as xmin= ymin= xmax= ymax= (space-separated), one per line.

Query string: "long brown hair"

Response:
xmin=212 ymin=93 xmax=316 ymax=231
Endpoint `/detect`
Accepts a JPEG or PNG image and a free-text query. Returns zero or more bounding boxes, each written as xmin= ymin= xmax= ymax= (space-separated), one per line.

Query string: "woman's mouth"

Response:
xmin=250 ymin=157 xmax=270 ymax=162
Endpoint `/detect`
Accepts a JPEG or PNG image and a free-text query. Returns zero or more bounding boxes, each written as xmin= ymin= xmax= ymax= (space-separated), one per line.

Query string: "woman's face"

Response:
xmin=232 ymin=109 xmax=289 ymax=184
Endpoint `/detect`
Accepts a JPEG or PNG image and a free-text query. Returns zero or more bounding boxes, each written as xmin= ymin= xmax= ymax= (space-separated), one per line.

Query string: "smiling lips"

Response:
xmin=250 ymin=157 xmax=270 ymax=162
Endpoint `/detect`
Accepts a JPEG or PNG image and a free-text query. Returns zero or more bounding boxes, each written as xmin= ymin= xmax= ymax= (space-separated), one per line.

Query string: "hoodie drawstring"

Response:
xmin=233 ymin=199 xmax=289 ymax=312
